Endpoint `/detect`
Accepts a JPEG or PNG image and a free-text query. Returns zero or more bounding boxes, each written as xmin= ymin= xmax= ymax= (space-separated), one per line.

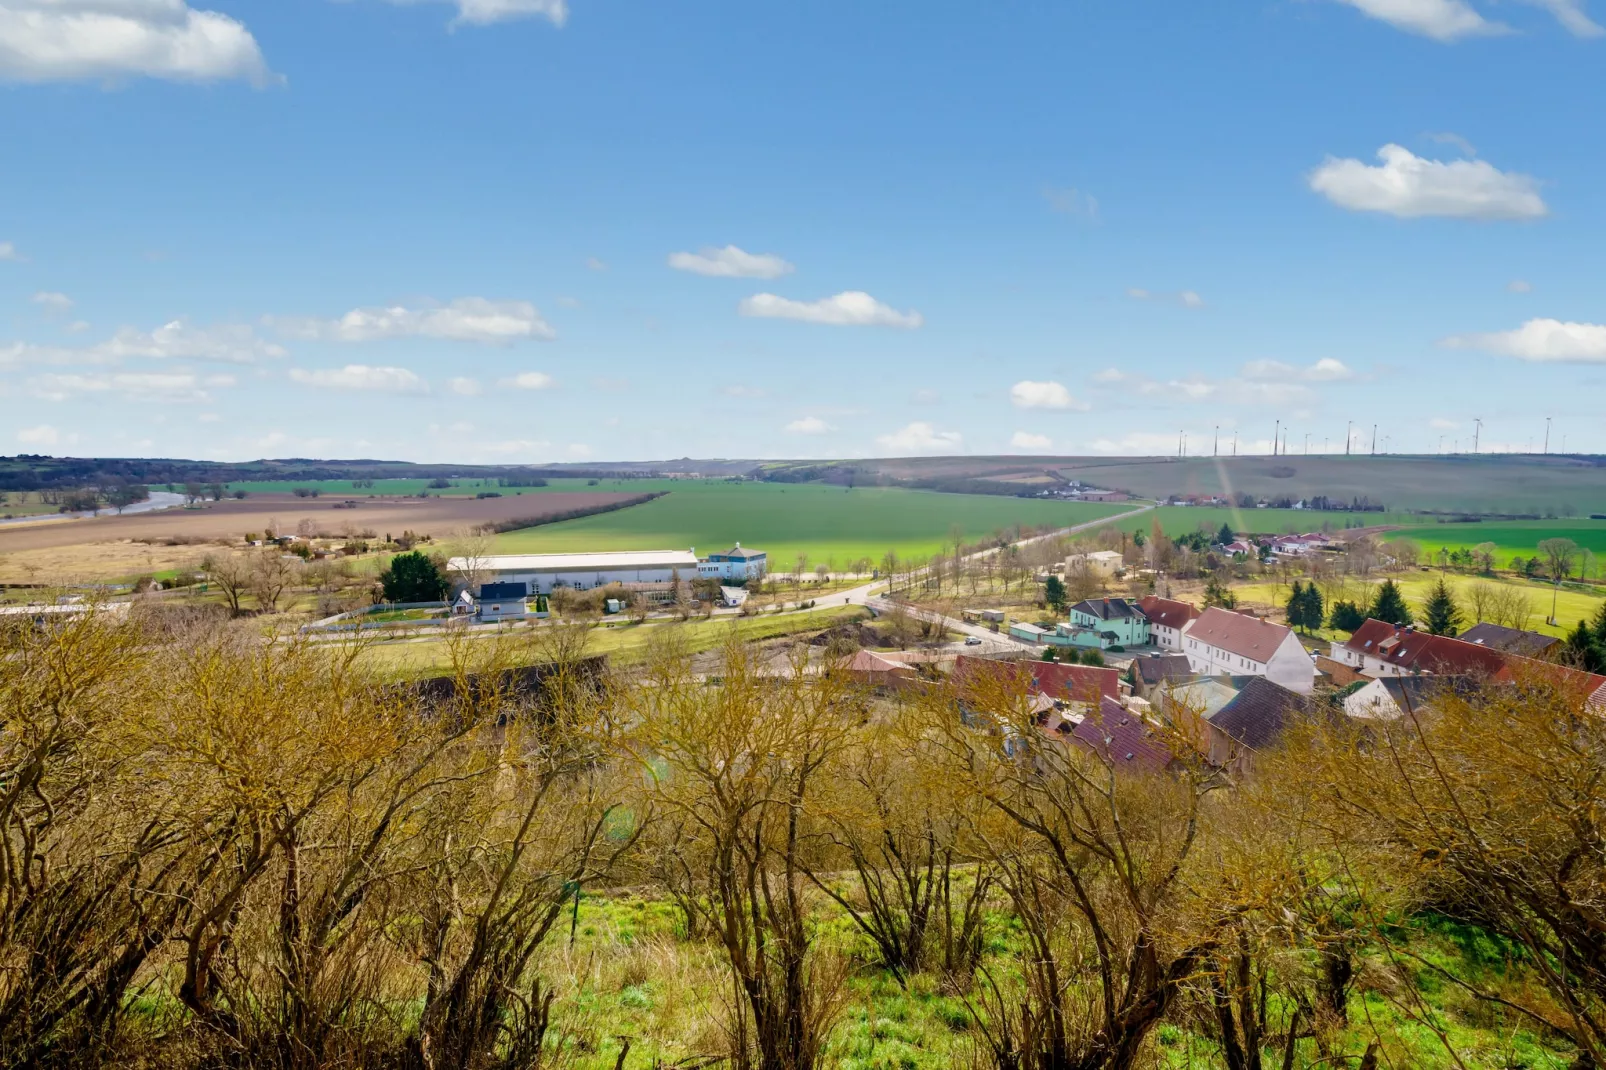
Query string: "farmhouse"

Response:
xmin=1137 ymin=595 xmax=1198 ymax=651
xmin=1065 ymin=597 xmax=1150 ymax=648
xmin=1182 ymin=608 xmax=1315 ymax=694
xmin=452 ymin=550 xmax=701 ymax=595
xmin=1329 ymin=620 xmax=1508 ymax=680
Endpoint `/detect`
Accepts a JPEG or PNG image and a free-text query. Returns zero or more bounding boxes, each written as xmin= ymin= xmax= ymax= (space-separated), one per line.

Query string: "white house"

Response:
xmin=697 ymin=543 xmax=768 ymax=582
xmin=477 ymin=582 xmax=529 ymax=622
xmin=1181 ymin=607 xmax=1315 ymax=694
xmin=1066 ymin=549 xmax=1126 ymax=576
xmin=451 ymin=550 xmax=700 ymax=594
xmin=1137 ymin=596 xmax=1198 ymax=652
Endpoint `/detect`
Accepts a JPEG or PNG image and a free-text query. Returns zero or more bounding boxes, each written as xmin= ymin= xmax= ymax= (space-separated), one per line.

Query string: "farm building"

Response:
xmin=477 ymin=581 xmax=529 ymax=622
xmin=1181 ymin=608 xmax=1315 ymax=694
xmin=1065 ymin=550 xmax=1125 ymax=576
xmin=697 ymin=543 xmax=768 ymax=581
xmin=453 ymin=550 xmax=701 ymax=595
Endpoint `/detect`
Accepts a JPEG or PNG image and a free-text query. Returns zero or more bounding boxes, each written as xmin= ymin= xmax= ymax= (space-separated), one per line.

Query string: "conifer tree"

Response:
xmin=1421 ymin=578 xmax=1463 ymax=636
xmin=1368 ymin=579 xmax=1412 ymax=627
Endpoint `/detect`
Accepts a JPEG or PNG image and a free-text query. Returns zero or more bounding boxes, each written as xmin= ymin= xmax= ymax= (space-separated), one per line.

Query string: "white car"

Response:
xmin=965 ymin=636 xmax=983 ymax=646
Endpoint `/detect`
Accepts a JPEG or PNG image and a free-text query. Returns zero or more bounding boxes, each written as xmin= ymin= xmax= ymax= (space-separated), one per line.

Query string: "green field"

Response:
xmin=224 ymin=477 xmax=546 ymax=496
xmin=487 ymin=481 xmax=1136 ymax=567
xmin=1391 ymin=518 xmax=1606 ymax=564
xmin=1145 ymin=505 xmax=1418 ymax=541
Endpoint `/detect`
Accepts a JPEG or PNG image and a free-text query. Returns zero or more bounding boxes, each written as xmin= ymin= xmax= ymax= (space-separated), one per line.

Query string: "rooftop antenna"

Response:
xmin=1473 ymin=418 xmax=1482 ymax=454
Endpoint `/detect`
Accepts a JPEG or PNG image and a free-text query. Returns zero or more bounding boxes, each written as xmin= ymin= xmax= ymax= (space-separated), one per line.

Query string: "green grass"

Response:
xmin=1391 ymin=517 xmax=1606 ymax=565
xmin=489 ymin=481 xmax=1137 ymax=568
xmin=223 ymin=477 xmax=556 ymax=496
xmin=1146 ymin=505 xmax=1419 ymax=541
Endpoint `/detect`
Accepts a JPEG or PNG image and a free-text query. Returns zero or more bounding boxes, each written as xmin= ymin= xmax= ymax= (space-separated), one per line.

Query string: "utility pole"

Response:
xmin=1544 ymin=416 xmax=1551 ymax=454
xmin=1473 ymin=418 xmax=1482 ymax=454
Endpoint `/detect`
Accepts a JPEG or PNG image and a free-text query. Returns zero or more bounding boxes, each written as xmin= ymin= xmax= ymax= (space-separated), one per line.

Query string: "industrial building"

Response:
xmin=448 ymin=549 xmax=701 ymax=595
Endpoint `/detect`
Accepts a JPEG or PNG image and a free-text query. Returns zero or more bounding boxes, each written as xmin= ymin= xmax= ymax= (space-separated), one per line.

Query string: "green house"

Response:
xmin=1066 ymin=598 xmax=1151 ymax=648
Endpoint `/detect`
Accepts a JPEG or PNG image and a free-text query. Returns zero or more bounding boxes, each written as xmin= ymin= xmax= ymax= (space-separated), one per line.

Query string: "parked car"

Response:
xmin=965 ymin=636 xmax=983 ymax=646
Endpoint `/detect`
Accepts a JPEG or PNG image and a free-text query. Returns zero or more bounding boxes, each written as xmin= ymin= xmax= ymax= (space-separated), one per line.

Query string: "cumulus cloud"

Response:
xmin=785 ymin=416 xmax=834 ymax=435
xmin=739 ymin=291 xmax=923 ymax=329
xmin=30 ymin=370 xmax=232 ymax=402
xmin=275 ymin=297 xmax=554 ymax=344
xmin=501 ymin=371 xmax=555 ymax=389
xmin=1009 ymin=380 xmax=1087 ymax=411
xmin=289 ymin=364 xmax=428 ymax=393
xmin=1441 ymin=318 xmax=1606 ymax=362
xmin=447 ymin=376 xmax=483 ymax=396
xmin=875 ymin=421 xmax=963 ymax=456
xmin=1010 ymin=431 xmax=1053 ymax=451
xmin=1127 ymin=288 xmax=1205 ymax=308
xmin=1329 ymin=0 xmax=1506 ymax=40
xmin=17 ymin=423 xmax=61 ymax=446
xmin=1093 ymin=366 xmax=1331 ymax=407
xmin=0 ymin=241 xmax=22 ymax=261
xmin=668 ymin=245 xmax=795 ymax=279
xmin=1309 ymin=144 xmax=1547 ymax=220
xmin=374 ymin=0 xmax=568 ymax=27
xmin=1239 ymin=357 xmax=1356 ymax=382
xmin=31 ymin=291 xmax=71 ymax=313
xmin=0 ymin=0 xmax=274 ymax=84
xmin=1522 ymin=0 xmax=1604 ymax=36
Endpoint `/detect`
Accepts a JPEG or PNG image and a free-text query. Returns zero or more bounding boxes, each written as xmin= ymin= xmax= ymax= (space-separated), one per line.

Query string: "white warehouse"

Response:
xmin=449 ymin=550 xmax=701 ymax=594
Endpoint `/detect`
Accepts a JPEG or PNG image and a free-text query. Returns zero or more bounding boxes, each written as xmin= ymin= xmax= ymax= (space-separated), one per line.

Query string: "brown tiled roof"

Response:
xmin=1138 ymin=596 xmax=1199 ymax=630
xmin=953 ymin=655 xmax=1120 ymax=705
xmin=1314 ymin=655 xmax=1365 ymax=688
xmin=1134 ymin=654 xmax=1196 ymax=687
xmin=1185 ymin=607 xmax=1294 ymax=663
xmin=1071 ymin=697 xmax=1175 ymax=774
xmin=1209 ymin=677 xmax=1308 ymax=751
xmin=1459 ymin=622 xmax=1561 ymax=659
xmin=1340 ymin=620 xmax=1509 ymax=678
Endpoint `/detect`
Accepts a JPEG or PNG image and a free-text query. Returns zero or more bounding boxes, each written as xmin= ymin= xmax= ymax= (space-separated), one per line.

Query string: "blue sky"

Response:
xmin=2 ymin=0 xmax=1604 ymax=463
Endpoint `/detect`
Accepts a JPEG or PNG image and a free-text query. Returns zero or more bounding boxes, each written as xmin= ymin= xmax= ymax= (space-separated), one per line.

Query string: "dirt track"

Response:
xmin=0 ymin=492 xmax=636 ymax=553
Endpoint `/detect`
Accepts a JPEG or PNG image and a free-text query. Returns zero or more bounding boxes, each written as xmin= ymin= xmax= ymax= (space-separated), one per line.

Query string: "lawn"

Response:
xmin=355 ymin=605 xmax=871 ymax=679
xmin=488 ymin=481 xmax=1138 ymax=569
xmin=1390 ymin=517 xmax=1606 ymax=565
xmin=1230 ymin=571 xmax=1604 ymax=639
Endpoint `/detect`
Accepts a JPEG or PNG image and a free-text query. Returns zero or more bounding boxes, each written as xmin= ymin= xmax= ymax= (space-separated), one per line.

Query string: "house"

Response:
xmin=1329 ymin=620 xmax=1509 ymax=681
xmin=1131 ymin=654 xmax=1198 ymax=699
xmin=1205 ymin=677 xmax=1310 ymax=777
xmin=1458 ymin=622 xmax=1561 ymax=660
xmin=953 ymin=655 xmax=1119 ymax=713
xmin=1181 ymin=607 xmax=1315 ymax=693
xmin=1152 ymin=677 xmax=1240 ymax=722
xmin=718 ymin=585 xmax=748 ymax=608
xmin=477 ymin=581 xmax=528 ymax=622
xmin=839 ymin=649 xmax=919 ymax=689
xmin=1065 ymin=550 xmax=1126 ymax=576
xmin=1343 ymin=675 xmax=1475 ymax=721
xmin=1221 ymin=539 xmax=1258 ymax=558
xmin=1137 ymin=595 xmax=1198 ymax=651
xmin=1067 ymin=598 xmax=1151 ymax=648
xmin=698 ymin=543 xmax=768 ymax=582
xmin=1070 ymin=697 xmax=1177 ymax=775
xmin=1009 ymin=621 xmax=1050 ymax=644
xmin=454 ymin=550 xmax=700 ymax=595
xmin=451 ymin=589 xmax=476 ymax=617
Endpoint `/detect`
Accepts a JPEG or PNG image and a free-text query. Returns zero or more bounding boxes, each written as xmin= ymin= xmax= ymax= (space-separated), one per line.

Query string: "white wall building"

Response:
xmin=451 ymin=550 xmax=700 ymax=595
xmin=1181 ymin=607 xmax=1315 ymax=694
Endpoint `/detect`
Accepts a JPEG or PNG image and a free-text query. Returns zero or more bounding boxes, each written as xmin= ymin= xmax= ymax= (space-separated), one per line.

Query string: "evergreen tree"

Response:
xmin=1328 ymin=600 xmax=1366 ymax=633
xmin=1564 ymin=619 xmax=1606 ymax=673
xmin=1216 ymin=522 xmax=1235 ymax=546
xmin=1044 ymin=574 xmax=1068 ymax=613
xmin=1204 ymin=574 xmax=1237 ymax=610
xmin=1041 ymin=647 xmax=1059 ymax=662
xmin=1368 ymin=580 xmax=1412 ymax=627
xmin=1420 ymin=578 xmax=1463 ymax=636
xmin=1286 ymin=581 xmax=1309 ymax=632
xmin=1592 ymin=601 xmax=1606 ymax=647
xmin=1079 ymin=648 xmax=1106 ymax=667
xmin=1301 ymin=583 xmax=1325 ymax=633
xmin=379 ymin=551 xmax=448 ymax=604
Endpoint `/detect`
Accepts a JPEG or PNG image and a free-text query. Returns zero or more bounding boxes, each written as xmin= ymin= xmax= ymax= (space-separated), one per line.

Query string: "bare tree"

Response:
xmin=250 ymin=548 xmax=299 ymax=613
xmin=203 ymin=553 xmax=253 ymax=616
xmin=1538 ymin=537 xmax=1580 ymax=625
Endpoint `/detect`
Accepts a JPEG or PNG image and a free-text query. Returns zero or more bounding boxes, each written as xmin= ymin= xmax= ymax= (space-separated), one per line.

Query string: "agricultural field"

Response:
xmin=1143 ymin=505 xmax=1417 ymax=541
xmin=489 ymin=480 xmax=1137 ymax=568
xmin=0 ymin=490 xmax=62 ymax=519
xmin=1228 ymin=570 xmax=1604 ymax=639
xmin=1389 ymin=517 xmax=1606 ymax=563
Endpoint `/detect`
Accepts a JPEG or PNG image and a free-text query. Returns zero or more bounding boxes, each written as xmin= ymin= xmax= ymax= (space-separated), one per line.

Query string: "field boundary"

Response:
xmin=475 ymin=492 xmax=668 ymax=535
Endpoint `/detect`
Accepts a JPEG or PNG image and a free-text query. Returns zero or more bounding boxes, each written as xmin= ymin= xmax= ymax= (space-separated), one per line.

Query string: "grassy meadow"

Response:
xmin=1145 ymin=505 xmax=1417 ymax=541
xmin=1389 ymin=517 xmax=1606 ymax=563
xmin=486 ymin=480 xmax=1137 ymax=567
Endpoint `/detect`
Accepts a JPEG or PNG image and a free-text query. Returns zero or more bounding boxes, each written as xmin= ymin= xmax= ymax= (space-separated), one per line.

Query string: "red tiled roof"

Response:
xmin=1071 ymin=696 xmax=1175 ymax=774
xmin=1184 ymin=607 xmax=1295 ymax=663
xmin=1340 ymin=620 xmax=1509 ymax=678
xmin=1138 ymin=595 xmax=1199 ymax=631
xmin=953 ymin=655 xmax=1119 ymax=705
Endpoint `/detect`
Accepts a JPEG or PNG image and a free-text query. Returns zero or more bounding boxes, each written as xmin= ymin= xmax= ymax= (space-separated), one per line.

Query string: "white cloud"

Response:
xmin=874 ymin=421 xmax=963 ymax=455
xmin=0 ymin=320 xmax=284 ymax=366
xmin=739 ymin=290 xmax=923 ymax=329
xmin=1507 ymin=279 xmax=1533 ymax=293
xmin=1009 ymin=380 xmax=1087 ymax=411
xmin=1239 ymin=357 xmax=1356 ymax=382
xmin=1309 ymin=144 xmax=1547 ymax=220
xmin=1043 ymin=186 xmax=1099 ymax=220
xmin=668 ymin=245 xmax=795 ymax=279
xmin=1128 ymin=287 xmax=1205 ymax=308
xmin=501 ymin=371 xmax=555 ymax=389
xmin=1089 ymin=432 xmax=1194 ymax=455
xmin=1093 ymin=366 xmax=1328 ymax=407
xmin=1010 ymin=431 xmax=1053 ymax=451
xmin=376 ymin=0 xmax=568 ymax=27
xmin=289 ymin=364 xmax=428 ymax=393
xmin=1330 ymin=0 xmax=1506 ymax=40
xmin=30 ymin=370 xmax=231 ymax=402
xmin=1430 ymin=417 xmax=1459 ymax=430
xmin=720 ymin=384 xmax=766 ymax=398
xmin=17 ymin=423 xmax=60 ymax=446
xmin=785 ymin=416 xmax=834 ymax=435
xmin=0 ymin=0 xmax=274 ymax=84
xmin=447 ymin=376 xmax=483 ymax=396
xmin=1522 ymin=0 xmax=1605 ymax=36
xmin=0 ymin=241 xmax=22 ymax=261
xmin=31 ymin=290 xmax=71 ymax=312
xmin=1441 ymin=318 xmax=1606 ymax=362
xmin=275 ymin=297 xmax=554 ymax=344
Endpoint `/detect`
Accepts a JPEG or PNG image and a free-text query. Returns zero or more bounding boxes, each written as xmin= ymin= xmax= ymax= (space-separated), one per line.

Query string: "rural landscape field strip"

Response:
xmin=1389 ymin=517 xmax=1606 ymax=559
